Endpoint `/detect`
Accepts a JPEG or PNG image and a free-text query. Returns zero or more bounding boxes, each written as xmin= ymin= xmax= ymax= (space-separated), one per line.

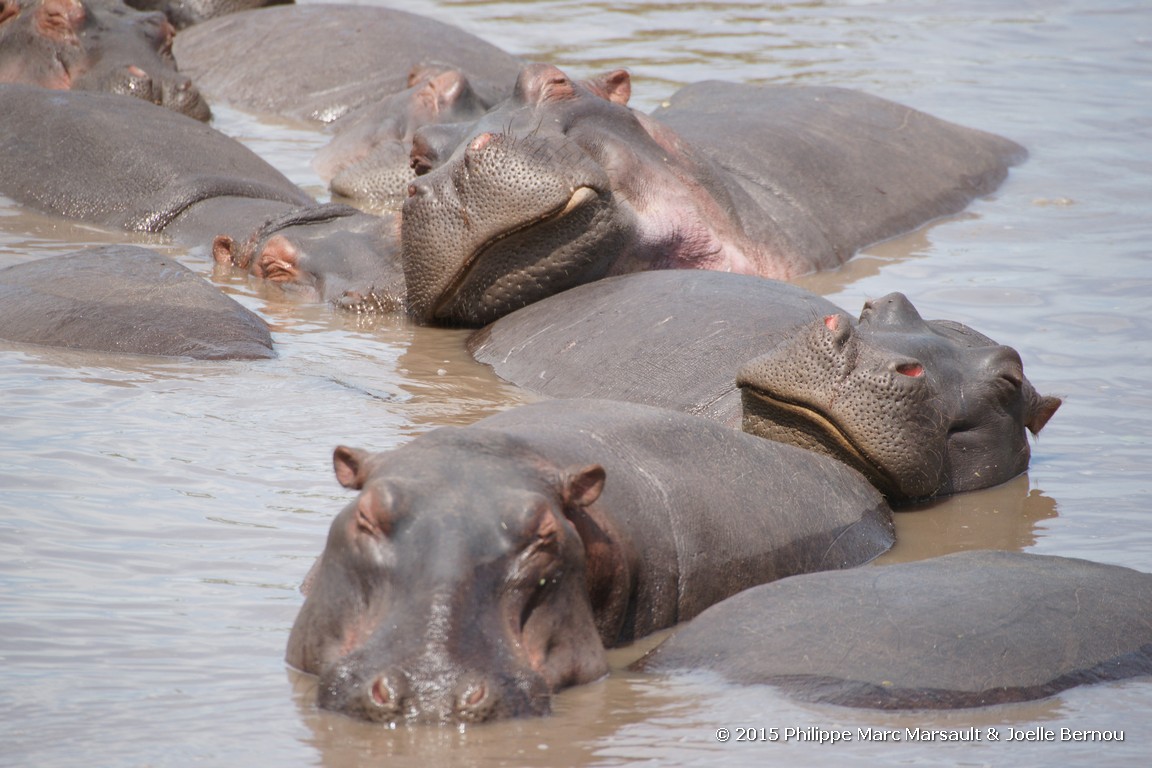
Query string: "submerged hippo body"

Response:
xmin=0 ymin=246 xmax=273 ymax=359
xmin=0 ymin=0 xmax=209 ymax=119
xmin=289 ymin=398 xmax=894 ymax=723
xmin=173 ymin=4 xmax=522 ymax=123
xmin=401 ymin=64 xmax=1024 ymax=325
xmin=0 ymin=85 xmax=402 ymax=308
xmin=634 ymin=550 xmax=1152 ymax=709
xmin=470 ymin=270 xmax=1060 ymax=502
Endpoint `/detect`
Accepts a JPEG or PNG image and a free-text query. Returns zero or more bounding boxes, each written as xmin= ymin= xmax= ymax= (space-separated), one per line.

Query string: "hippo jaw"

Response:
xmin=737 ymin=294 xmax=1061 ymax=502
xmin=287 ymin=435 xmax=611 ymax=724
xmin=402 ymin=131 xmax=627 ymax=326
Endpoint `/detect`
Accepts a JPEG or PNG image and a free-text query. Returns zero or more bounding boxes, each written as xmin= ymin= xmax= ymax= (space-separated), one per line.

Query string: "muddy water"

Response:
xmin=2 ymin=0 xmax=1150 ymax=765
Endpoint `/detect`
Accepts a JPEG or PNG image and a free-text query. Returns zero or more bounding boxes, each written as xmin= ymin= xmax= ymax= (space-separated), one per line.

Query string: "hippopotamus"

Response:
xmin=0 ymin=0 xmax=209 ymax=119
xmin=401 ymin=63 xmax=1025 ymax=325
xmin=314 ymin=65 xmax=495 ymax=205
xmin=633 ymin=550 xmax=1152 ymax=709
xmin=469 ymin=270 xmax=1061 ymax=502
xmin=0 ymin=84 xmax=402 ymax=309
xmin=172 ymin=4 xmax=523 ymax=124
xmin=288 ymin=398 xmax=894 ymax=723
xmin=0 ymin=246 xmax=273 ymax=359
xmin=124 ymin=0 xmax=288 ymax=30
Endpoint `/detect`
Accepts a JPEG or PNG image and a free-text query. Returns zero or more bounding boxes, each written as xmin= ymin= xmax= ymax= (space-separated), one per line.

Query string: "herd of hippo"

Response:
xmin=4 ymin=0 xmax=1151 ymax=726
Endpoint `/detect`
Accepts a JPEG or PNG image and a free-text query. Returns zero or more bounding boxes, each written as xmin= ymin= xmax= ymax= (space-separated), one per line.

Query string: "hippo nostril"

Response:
xmin=368 ymin=672 xmax=408 ymax=717
xmin=454 ymin=677 xmax=496 ymax=722
xmin=895 ymin=362 xmax=925 ymax=377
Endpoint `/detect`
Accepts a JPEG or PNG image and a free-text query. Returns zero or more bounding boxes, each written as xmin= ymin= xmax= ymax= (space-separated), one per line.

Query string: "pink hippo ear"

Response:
xmin=35 ymin=0 xmax=85 ymax=43
xmin=585 ymin=70 xmax=632 ymax=105
xmin=211 ymin=235 xmax=236 ymax=265
xmin=333 ymin=445 xmax=374 ymax=489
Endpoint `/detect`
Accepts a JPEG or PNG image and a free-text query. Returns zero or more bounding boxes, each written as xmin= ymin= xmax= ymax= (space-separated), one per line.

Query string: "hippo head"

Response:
xmin=211 ymin=204 xmax=405 ymax=312
xmin=316 ymin=65 xmax=491 ymax=204
xmin=287 ymin=430 xmax=614 ymax=724
xmin=401 ymin=63 xmax=746 ymax=326
xmin=0 ymin=0 xmax=210 ymax=120
xmin=737 ymin=293 xmax=1061 ymax=502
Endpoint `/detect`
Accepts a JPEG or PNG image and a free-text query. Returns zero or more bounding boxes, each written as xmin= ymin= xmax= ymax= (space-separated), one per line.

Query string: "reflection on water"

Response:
xmin=2 ymin=0 xmax=1151 ymax=766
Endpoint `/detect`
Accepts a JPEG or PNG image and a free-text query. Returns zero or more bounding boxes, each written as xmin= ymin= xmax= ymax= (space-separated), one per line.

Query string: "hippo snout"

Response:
xmin=319 ymin=661 xmax=551 ymax=724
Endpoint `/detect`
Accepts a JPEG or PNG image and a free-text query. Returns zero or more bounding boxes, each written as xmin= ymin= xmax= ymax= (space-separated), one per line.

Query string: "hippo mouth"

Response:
xmin=740 ymin=387 xmax=901 ymax=497
xmin=429 ymin=184 xmax=603 ymax=322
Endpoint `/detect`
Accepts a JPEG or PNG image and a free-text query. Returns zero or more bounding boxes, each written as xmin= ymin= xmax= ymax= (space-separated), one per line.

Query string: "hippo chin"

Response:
xmin=469 ymin=271 xmax=1060 ymax=503
xmin=403 ymin=63 xmax=1025 ymax=326
xmin=633 ymin=550 xmax=1152 ymax=710
xmin=737 ymin=293 xmax=1062 ymax=500
xmin=0 ymin=0 xmax=210 ymax=120
xmin=288 ymin=399 xmax=893 ymax=724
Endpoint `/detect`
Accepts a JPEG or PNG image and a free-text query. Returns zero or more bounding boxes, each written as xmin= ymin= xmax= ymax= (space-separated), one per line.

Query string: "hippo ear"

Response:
xmin=1027 ymin=394 xmax=1062 ymax=435
xmin=557 ymin=464 xmax=635 ymax=645
xmin=586 ymin=70 xmax=632 ymax=105
xmin=333 ymin=445 xmax=373 ymax=489
xmin=211 ymin=235 xmax=236 ymax=266
xmin=561 ymin=464 xmax=606 ymax=509
xmin=35 ymin=0 xmax=86 ymax=41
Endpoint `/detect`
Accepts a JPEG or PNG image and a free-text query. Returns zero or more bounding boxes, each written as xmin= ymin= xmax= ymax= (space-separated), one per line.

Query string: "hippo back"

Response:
xmin=173 ymin=4 xmax=523 ymax=123
xmin=0 ymin=85 xmax=312 ymax=232
xmin=476 ymin=399 xmax=894 ymax=643
xmin=468 ymin=270 xmax=842 ymax=427
xmin=635 ymin=550 xmax=1152 ymax=708
xmin=0 ymin=246 xmax=274 ymax=359
xmin=653 ymin=82 xmax=1026 ymax=270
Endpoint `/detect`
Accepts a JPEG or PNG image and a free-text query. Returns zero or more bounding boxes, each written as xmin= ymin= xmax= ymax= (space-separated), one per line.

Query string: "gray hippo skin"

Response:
xmin=315 ymin=65 xmax=495 ymax=205
xmin=172 ymin=4 xmax=522 ymax=123
xmin=401 ymin=64 xmax=1024 ymax=325
xmin=124 ymin=0 xmax=289 ymax=30
xmin=0 ymin=0 xmax=209 ymax=119
xmin=634 ymin=550 xmax=1152 ymax=709
xmin=0 ymin=85 xmax=403 ymax=309
xmin=0 ymin=246 xmax=273 ymax=359
xmin=469 ymin=270 xmax=1060 ymax=502
xmin=288 ymin=398 xmax=894 ymax=723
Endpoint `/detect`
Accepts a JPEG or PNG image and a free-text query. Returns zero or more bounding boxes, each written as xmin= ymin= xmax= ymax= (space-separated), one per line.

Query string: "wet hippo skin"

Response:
xmin=401 ymin=64 xmax=1025 ymax=325
xmin=469 ymin=270 xmax=1060 ymax=503
xmin=633 ymin=550 xmax=1152 ymax=709
xmin=288 ymin=398 xmax=894 ymax=724
xmin=0 ymin=246 xmax=274 ymax=359
xmin=0 ymin=84 xmax=403 ymax=309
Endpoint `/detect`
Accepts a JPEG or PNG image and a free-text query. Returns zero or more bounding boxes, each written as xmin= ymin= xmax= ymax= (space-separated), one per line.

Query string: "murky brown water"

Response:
xmin=2 ymin=0 xmax=1150 ymax=765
